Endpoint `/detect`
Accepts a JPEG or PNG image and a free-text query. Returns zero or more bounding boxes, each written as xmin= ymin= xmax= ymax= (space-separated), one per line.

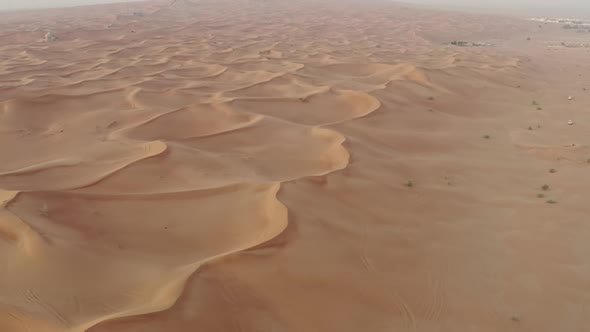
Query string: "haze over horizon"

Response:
xmin=0 ymin=0 xmax=144 ymax=11
xmin=402 ymin=0 xmax=588 ymax=7
xmin=399 ymin=0 xmax=590 ymax=18
xmin=0 ymin=0 xmax=589 ymax=12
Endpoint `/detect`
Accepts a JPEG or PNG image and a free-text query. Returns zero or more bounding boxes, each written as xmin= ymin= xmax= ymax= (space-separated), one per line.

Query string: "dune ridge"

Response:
xmin=0 ymin=73 xmax=359 ymax=332
xmin=0 ymin=2 xmax=379 ymax=328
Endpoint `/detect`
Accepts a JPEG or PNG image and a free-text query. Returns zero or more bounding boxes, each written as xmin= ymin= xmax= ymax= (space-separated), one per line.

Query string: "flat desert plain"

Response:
xmin=0 ymin=0 xmax=589 ymax=331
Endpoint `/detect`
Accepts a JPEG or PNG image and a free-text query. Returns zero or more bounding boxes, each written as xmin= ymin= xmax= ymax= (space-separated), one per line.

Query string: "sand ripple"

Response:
xmin=0 ymin=2 xmax=383 ymax=330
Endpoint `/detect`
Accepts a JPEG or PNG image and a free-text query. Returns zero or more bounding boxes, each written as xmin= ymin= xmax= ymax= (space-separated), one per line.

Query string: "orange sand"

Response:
xmin=1 ymin=0 xmax=589 ymax=331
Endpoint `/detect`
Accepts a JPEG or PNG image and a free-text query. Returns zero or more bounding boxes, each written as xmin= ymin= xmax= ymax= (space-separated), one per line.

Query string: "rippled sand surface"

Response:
xmin=1 ymin=1 xmax=589 ymax=331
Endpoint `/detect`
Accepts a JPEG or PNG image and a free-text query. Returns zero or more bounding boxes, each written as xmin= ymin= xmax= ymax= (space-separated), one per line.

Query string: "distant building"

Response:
xmin=44 ymin=31 xmax=58 ymax=42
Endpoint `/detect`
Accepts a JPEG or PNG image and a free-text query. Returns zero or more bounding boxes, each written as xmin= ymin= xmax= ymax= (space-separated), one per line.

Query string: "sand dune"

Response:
xmin=1 ymin=0 xmax=590 ymax=331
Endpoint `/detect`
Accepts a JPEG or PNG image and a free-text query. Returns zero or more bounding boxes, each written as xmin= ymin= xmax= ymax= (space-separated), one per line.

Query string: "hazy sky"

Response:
xmin=405 ymin=0 xmax=585 ymax=4
xmin=0 ymin=0 xmax=143 ymax=10
xmin=402 ymin=0 xmax=589 ymax=9
xmin=0 ymin=0 xmax=588 ymax=12
xmin=399 ymin=0 xmax=590 ymax=17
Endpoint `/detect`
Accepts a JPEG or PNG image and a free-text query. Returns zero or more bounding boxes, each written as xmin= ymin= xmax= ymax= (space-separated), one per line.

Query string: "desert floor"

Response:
xmin=1 ymin=0 xmax=589 ymax=331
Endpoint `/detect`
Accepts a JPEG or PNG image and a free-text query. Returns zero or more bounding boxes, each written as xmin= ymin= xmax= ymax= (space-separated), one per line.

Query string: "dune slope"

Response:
xmin=1 ymin=0 xmax=590 ymax=331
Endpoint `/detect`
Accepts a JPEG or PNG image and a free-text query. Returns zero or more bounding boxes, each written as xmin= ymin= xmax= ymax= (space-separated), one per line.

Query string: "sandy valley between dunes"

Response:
xmin=0 ymin=0 xmax=589 ymax=331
